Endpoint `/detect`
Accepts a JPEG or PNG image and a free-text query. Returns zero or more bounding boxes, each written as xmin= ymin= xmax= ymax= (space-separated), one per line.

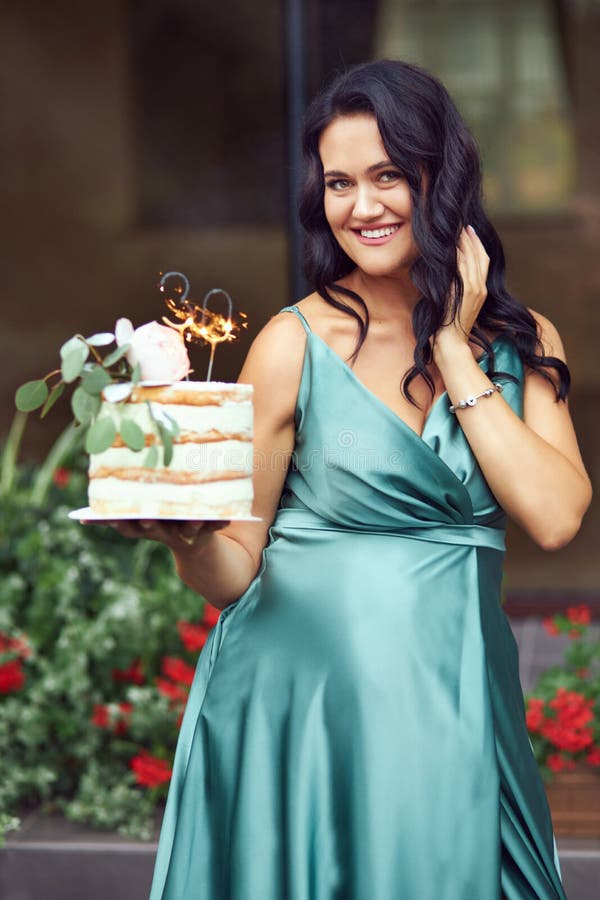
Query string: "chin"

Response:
xmin=357 ymin=260 xmax=412 ymax=278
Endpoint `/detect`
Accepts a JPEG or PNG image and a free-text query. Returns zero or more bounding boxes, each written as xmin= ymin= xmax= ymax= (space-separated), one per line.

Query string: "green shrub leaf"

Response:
xmin=72 ymin=386 xmax=101 ymax=425
xmin=81 ymin=366 xmax=112 ymax=396
xmin=120 ymin=419 xmax=145 ymax=452
xmin=15 ymin=380 xmax=49 ymax=412
xmin=85 ymin=417 xmax=117 ymax=453
xmin=40 ymin=381 xmax=66 ymax=418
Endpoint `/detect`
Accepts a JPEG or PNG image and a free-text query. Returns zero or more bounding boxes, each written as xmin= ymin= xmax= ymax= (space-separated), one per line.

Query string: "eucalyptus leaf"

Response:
xmin=81 ymin=366 xmax=112 ymax=396
xmin=15 ymin=380 xmax=49 ymax=412
xmin=85 ymin=418 xmax=117 ymax=454
xmin=60 ymin=335 xmax=87 ymax=359
xmin=61 ymin=341 xmax=89 ymax=383
xmin=103 ymin=382 xmax=133 ymax=403
xmin=162 ymin=411 xmax=180 ymax=438
xmin=152 ymin=407 xmax=179 ymax=436
xmin=120 ymin=418 xmax=145 ymax=452
xmin=157 ymin=424 xmax=173 ymax=466
xmin=40 ymin=381 xmax=66 ymax=418
xmin=131 ymin=362 xmax=142 ymax=385
xmin=71 ymin=386 xmax=101 ymax=425
xmin=103 ymin=344 xmax=130 ymax=368
xmin=144 ymin=445 xmax=159 ymax=468
xmin=85 ymin=332 xmax=115 ymax=347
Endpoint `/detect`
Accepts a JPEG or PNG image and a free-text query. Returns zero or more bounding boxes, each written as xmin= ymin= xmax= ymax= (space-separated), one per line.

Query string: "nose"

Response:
xmin=352 ymin=183 xmax=385 ymax=220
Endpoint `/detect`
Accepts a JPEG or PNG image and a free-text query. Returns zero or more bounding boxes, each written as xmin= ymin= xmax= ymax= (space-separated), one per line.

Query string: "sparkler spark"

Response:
xmin=158 ymin=272 xmax=247 ymax=381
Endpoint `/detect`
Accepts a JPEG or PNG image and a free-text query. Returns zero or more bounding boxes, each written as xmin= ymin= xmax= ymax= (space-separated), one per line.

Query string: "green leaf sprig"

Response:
xmin=14 ymin=332 xmax=178 ymax=465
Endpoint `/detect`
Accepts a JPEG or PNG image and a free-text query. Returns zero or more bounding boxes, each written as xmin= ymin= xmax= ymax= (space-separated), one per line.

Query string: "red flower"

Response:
xmin=568 ymin=628 xmax=582 ymax=640
xmin=566 ymin=605 xmax=591 ymax=626
xmin=202 ymin=604 xmax=221 ymax=628
xmin=112 ymin=658 xmax=145 ymax=685
xmin=0 ymin=659 xmax=25 ymax=693
xmin=587 ymin=747 xmax=600 ymax=767
xmin=0 ymin=632 xmax=32 ymax=660
xmin=114 ymin=702 xmax=133 ymax=736
xmin=161 ymin=657 xmax=195 ymax=686
xmin=52 ymin=467 xmax=71 ymax=488
xmin=525 ymin=698 xmax=545 ymax=733
xmin=177 ymin=621 xmax=211 ymax=653
xmin=130 ymin=752 xmax=172 ymax=788
xmin=547 ymin=754 xmax=567 ymax=773
xmin=576 ymin=668 xmax=589 ymax=678
xmin=543 ymin=617 xmax=560 ymax=637
xmin=91 ymin=704 xmax=110 ymax=728
xmin=156 ymin=677 xmax=189 ymax=705
xmin=177 ymin=605 xmax=220 ymax=653
xmin=540 ymin=688 xmax=595 ymax=753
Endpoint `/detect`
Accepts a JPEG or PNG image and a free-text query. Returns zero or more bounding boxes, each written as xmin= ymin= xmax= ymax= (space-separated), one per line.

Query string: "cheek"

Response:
xmin=394 ymin=184 xmax=413 ymax=217
xmin=323 ymin=196 xmax=340 ymax=232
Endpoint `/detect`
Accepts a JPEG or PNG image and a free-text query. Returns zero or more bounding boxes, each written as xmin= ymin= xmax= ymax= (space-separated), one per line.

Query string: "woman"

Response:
xmin=118 ymin=61 xmax=591 ymax=899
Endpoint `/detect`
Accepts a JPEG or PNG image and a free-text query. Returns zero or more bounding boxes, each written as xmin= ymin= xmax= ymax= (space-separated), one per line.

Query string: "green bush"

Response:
xmin=0 ymin=414 xmax=212 ymax=841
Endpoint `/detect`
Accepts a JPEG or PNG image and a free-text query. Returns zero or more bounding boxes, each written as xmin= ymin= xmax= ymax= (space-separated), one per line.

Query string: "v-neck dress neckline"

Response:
xmin=287 ymin=303 xmax=507 ymax=444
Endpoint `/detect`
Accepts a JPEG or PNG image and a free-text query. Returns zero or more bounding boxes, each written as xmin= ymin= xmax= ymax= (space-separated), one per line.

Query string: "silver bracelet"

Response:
xmin=449 ymin=382 xmax=504 ymax=415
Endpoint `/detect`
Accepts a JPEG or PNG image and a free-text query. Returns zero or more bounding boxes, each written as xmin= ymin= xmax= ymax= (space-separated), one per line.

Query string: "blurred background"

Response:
xmin=2 ymin=0 xmax=598 ymax=597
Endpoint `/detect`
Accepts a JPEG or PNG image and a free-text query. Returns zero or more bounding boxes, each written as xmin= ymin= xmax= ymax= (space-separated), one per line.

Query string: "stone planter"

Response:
xmin=546 ymin=764 xmax=600 ymax=837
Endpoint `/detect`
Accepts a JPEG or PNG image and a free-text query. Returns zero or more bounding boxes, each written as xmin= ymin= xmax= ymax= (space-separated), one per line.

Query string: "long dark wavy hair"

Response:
xmin=299 ymin=59 xmax=569 ymax=403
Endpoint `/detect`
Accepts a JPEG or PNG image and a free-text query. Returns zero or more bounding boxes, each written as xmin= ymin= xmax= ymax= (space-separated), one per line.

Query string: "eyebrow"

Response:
xmin=323 ymin=160 xmax=394 ymax=178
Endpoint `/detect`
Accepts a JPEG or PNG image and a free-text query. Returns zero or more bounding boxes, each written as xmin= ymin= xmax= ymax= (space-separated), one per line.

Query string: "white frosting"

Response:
xmin=90 ymin=440 xmax=253 ymax=476
xmin=99 ymin=399 xmax=253 ymax=438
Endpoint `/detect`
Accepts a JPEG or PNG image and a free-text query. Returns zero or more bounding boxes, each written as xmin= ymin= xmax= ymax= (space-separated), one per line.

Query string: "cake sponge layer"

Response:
xmin=88 ymin=475 xmax=253 ymax=518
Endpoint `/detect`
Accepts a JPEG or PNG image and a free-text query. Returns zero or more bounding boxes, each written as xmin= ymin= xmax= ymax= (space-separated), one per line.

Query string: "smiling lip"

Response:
xmin=352 ymin=223 xmax=403 ymax=245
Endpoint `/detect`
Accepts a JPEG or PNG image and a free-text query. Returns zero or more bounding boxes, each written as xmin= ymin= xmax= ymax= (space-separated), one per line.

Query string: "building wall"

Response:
xmin=2 ymin=0 xmax=597 ymax=590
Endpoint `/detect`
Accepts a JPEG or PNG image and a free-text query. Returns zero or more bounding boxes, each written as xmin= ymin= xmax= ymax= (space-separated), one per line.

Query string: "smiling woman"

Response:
xmin=135 ymin=60 xmax=591 ymax=900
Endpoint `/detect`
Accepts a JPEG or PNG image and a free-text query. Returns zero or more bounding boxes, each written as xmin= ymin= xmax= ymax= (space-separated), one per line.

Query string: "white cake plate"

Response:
xmin=69 ymin=507 xmax=262 ymax=522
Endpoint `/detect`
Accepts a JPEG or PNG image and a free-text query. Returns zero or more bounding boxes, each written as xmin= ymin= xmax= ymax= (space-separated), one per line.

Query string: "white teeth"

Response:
xmin=360 ymin=225 xmax=400 ymax=239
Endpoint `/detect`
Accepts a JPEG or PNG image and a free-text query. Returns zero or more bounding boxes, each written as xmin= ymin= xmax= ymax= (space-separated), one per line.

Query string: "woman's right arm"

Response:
xmin=107 ymin=312 xmax=307 ymax=610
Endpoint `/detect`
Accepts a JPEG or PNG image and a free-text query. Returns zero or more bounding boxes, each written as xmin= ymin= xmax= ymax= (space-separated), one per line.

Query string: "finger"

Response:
xmin=176 ymin=523 xmax=205 ymax=546
xmin=107 ymin=521 xmax=146 ymax=539
xmin=467 ymin=225 xmax=490 ymax=276
xmin=461 ymin=227 xmax=488 ymax=289
xmin=206 ymin=520 xmax=231 ymax=532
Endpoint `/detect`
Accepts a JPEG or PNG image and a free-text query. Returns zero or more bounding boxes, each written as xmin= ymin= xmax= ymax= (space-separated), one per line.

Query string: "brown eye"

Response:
xmin=325 ymin=179 xmax=351 ymax=191
xmin=379 ymin=171 xmax=403 ymax=183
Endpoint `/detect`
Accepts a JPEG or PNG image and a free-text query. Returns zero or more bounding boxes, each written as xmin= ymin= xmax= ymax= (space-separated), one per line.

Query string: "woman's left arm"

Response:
xmin=432 ymin=228 xmax=593 ymax=550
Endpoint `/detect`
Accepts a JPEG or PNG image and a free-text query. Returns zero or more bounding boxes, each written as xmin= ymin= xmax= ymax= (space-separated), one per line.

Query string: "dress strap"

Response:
xmin=279 ymin=304 xmax=312 ymax=334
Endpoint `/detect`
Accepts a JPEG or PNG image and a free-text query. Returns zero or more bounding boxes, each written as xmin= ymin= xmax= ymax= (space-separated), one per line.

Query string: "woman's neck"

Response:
xmin=341 ymin=268 xmax=421 ymax=324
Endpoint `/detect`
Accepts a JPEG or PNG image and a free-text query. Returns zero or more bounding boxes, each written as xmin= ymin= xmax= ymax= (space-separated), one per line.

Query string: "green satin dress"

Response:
xmin=149 ymin=304 xmax=566 ymax=900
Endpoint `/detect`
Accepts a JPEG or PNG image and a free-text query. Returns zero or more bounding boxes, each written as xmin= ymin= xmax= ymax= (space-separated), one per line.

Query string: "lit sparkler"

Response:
xmin=159 ymin=271 xmax=247 ymax=381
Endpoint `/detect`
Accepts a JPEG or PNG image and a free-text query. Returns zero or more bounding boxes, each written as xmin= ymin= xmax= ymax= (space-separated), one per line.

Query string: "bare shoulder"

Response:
xmin=237 ymin=305 xmax=309 ymax=427
xmin=296 ymin=290 xmax=361 ymax=345
xmin=527 ymin=307 xmax=567 ymax=361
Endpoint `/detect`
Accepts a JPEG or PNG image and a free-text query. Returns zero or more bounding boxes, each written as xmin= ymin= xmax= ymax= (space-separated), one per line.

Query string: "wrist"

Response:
xmin=432 ymin=332 xmax=472 ymax=368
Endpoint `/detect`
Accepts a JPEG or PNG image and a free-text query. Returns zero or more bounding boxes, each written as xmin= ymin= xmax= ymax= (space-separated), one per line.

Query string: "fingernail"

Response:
xmin=468 ymin=224 xmax=477 ymax=235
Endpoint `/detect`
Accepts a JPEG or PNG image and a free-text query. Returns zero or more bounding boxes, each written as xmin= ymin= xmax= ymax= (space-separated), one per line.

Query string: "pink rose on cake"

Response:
xmin=115 ymin=318 xmax=191 ymax=383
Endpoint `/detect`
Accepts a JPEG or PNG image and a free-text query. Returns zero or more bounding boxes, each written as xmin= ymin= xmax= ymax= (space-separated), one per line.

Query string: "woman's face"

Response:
xmin=319 ymin=113 xmax=419 ymax=278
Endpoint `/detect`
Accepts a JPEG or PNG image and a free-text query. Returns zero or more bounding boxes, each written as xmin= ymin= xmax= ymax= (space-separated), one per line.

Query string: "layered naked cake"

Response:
xmin=88 ymin=382 xmax=253 ymax=518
